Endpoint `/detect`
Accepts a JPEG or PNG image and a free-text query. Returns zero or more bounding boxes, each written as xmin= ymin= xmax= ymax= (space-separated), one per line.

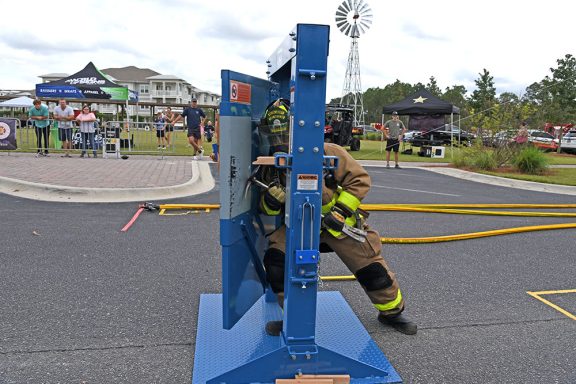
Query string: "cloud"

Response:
xmin=401 ymin=23 xmax=448 ymax=42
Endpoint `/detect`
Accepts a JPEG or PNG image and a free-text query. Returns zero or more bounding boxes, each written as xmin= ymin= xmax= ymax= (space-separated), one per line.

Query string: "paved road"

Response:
xmin=1 ymin=166 xmax=575 ymax=383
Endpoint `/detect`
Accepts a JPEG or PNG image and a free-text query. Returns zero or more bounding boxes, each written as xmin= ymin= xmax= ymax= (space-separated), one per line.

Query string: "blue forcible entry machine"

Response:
xmin=192 ymin=24 xmax=402 ymax=383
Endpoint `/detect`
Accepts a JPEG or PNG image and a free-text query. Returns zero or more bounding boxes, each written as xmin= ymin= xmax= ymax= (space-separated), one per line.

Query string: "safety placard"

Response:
xmin=230 ymin=81 xmax=251 ymax=104
xmin=297 ymin=174 xmax=318 ymax=191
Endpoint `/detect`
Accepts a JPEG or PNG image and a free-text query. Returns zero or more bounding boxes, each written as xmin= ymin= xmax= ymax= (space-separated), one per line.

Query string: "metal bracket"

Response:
xmin=323 ymin=156 xmax=339 ymax=170
xmin=274 ymin=153 xmax=292 ymax=169
xmin=298 ymin=69 xmax=327 ymax=81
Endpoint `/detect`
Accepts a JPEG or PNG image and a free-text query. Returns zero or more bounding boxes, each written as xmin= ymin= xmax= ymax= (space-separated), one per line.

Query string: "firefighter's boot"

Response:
xmin=378 ymin=312 xmax=417 ymax=335
xmin=265 ymin=320 xmax=283 ymax=336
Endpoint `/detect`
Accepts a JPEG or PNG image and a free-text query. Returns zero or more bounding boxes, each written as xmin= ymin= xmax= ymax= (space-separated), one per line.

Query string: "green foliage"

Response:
xmin=452 ymin=146 xmax=497 ymax=171
xmin=426 ymin=76 xmax=442 ymax=96
xmin=512 ymin=146 xmax=549 ymax=174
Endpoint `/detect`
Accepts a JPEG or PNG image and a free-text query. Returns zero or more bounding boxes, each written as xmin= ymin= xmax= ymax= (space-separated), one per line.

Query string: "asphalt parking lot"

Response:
xmin=1 ymin=167 xmax=575 ymax=384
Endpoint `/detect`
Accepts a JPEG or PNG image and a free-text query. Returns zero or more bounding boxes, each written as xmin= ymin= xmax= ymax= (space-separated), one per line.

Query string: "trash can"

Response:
xmin=51 ymin=122 xmax=61 ymax=149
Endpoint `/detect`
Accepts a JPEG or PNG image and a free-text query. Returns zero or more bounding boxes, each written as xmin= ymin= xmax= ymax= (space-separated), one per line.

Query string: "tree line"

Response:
xmin=331 ymin=54 xmax=576 ymax=135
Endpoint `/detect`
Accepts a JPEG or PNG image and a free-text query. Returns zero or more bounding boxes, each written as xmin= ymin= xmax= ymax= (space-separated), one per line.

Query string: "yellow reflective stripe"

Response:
xmin=345 ymin=215 xmax=357 ymax=228
xmin=260 ymin=198 xmax=281 ymax=216
xmin=337 ymin=190 xmax=361 ymax=212
xmin=373 ymin=290 xmax=403 ymax=312
xmin=322 ymin=195 xmax=337 ymax=214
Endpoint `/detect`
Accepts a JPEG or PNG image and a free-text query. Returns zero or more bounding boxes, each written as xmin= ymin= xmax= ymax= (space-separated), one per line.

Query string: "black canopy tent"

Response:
xmin=36 ymin=62 xmax=138 ymax=102
xmin=382 ymin=89 xmax=459 ymax=133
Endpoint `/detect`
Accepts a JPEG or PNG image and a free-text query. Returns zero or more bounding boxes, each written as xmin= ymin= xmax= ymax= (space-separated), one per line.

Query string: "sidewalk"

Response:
xmin=0 ymin=152 xmax=215 ymax=203
xmin=1 ymin=153 xmax=575 ymax=203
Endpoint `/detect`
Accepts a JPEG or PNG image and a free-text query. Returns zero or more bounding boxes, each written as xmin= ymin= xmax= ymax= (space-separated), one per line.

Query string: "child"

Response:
xmin=154 ymin=111 xmax=167 ymax=149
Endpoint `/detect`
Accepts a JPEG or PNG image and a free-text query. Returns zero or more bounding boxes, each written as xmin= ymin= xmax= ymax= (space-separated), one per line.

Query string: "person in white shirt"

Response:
xmin=52 ymin=99 xmax=75 ymax=157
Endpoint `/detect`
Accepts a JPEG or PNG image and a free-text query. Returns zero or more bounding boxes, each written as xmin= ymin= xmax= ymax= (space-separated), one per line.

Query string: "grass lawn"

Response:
xmin=481 ymin=168 xmax=576 ymax=186
xmin=13 ymin=127 xmax=215 ymax=156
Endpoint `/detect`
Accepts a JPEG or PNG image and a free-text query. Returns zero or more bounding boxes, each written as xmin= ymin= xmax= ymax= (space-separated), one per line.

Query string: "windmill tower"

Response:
xmin=336 ymin=0 xmax=372 ymax=127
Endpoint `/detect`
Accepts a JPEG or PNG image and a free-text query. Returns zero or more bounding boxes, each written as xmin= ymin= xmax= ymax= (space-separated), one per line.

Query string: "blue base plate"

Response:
xmin=192 ymin=291 xmax=402 ymax=383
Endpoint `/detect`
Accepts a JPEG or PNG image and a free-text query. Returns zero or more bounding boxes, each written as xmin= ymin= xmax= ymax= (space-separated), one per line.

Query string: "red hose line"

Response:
xmin=121 ymin=207 xmax=145 ymax=232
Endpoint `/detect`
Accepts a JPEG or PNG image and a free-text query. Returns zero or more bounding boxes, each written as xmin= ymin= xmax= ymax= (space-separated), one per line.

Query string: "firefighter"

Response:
xmin=257 ymin=100 xmax=417 ymax=336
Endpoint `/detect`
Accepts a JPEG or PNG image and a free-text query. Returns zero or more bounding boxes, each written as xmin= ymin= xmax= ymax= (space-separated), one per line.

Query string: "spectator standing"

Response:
xmin=171 ymin=98 xmax=206 ymax=158
xmin=383 ymin=111 xmax=406 ymax=168
xmin=154 ymin=111 xmax=167 ymax=149
xmin=515 ymin=121 xmax=529 ymax=145
xmin=164 ymin=107 xmax=175 ymax=147
xmin=52 ymin=99 xmax=75 ymax=157
xmin=76 ymin=105 xmax=97 ymax=158
xmin=204 ymin=120 xmax=215 ymax=142
xmin=28 ymin=99 xmax=50 ymax=157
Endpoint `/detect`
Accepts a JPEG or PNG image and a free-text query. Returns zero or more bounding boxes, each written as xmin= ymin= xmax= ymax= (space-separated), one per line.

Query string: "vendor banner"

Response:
xmin=0 ymin=118 xmax=17 ymax=150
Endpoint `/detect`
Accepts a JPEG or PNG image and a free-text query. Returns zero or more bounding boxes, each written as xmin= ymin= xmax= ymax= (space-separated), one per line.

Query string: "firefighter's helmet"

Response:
xmin=258 ymin=98 xmax=290 ymax=155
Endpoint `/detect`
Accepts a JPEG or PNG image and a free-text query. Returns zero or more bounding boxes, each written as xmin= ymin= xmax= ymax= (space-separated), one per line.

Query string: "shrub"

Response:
xmin=513 ymin=146 xmax=549 ymax=174
xmin=452 ymin=147 xmax=474 ymax=168
xmin=452 ymin=147 xmax=497 ymax=170
xmin=472 ymin=150 xmax=497 ymax=170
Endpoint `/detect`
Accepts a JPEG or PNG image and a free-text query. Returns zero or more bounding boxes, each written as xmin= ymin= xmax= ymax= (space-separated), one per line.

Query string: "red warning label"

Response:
xmin=230 ymin=81 xmax=251 ymax=104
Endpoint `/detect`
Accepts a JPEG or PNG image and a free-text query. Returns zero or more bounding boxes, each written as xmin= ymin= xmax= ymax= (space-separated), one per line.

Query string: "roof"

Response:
xmin=39 ymin=73 xmax=69 ymax=79
xmin=102 ymin=66 xmax=160 ymax=83
xmin=382 ymin=89 xmax=460 ymax=115
xmin=146 ymin=74 xmax=187 ymax=81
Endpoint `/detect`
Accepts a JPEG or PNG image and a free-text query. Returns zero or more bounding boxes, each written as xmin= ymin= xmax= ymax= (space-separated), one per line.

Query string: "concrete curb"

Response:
xmin=0 ymin=161 xmax=215 ymax=203
xmin=420 ymin=167 xmax=576 ymax=196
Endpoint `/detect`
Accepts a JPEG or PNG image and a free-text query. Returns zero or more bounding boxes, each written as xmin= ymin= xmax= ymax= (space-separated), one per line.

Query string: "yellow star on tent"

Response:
xmin=413 ymin=96 xmax=428 ymax=103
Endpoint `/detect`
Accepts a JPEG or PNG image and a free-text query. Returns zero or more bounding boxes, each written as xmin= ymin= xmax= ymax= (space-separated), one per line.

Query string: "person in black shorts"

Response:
xmin=164 ymin=107 xmax=175 ymax=147
xmin=383 ymin=111 xmax=406 ymax=168
xmin=171 ymin=98 xmax=206 ymax=157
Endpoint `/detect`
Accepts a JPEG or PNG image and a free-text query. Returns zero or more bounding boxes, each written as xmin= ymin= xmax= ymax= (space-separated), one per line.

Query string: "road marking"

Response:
xmin=527 ymin=289 xmax=576 ymax=321
xmin=371 ymin=184 xmax=461 ymax=197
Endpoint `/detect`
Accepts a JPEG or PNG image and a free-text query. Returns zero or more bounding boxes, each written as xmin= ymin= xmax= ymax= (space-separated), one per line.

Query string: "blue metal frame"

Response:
xmin=194 ymin=23 xmax=402 ymax=383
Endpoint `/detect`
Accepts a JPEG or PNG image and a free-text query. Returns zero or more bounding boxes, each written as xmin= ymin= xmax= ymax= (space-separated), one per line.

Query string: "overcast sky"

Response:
xmin=0 ymin=0 xmax=573 ymax=102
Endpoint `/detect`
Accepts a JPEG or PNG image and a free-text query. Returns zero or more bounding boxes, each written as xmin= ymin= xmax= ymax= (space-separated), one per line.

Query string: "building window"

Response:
xmin=140 ymin=85 xmax=149 ymax=94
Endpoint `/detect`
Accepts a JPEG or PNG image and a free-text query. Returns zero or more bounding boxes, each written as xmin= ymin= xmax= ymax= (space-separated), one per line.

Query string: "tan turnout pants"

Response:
xmin=267 ymin=225 xmax=405 ymax=316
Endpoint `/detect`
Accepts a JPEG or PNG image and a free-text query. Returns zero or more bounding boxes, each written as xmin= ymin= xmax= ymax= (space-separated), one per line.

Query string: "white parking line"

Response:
xmin=371 ymin=184 xmax=461 ymax=196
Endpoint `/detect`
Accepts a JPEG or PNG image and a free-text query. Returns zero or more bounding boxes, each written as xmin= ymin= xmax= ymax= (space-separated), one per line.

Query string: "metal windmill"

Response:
xmin=336 ymin=0 xmax=372 ymax=127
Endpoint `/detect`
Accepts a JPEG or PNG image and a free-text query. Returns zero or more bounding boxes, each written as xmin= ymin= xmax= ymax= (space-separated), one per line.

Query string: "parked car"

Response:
xmin=487 ymin=130 xmax=516 ymax=147
xmin=324 ymin=105 xmax=362 ymax=151
xmin=528 ymin=130 xmax=557 ymax=151
xmin=557 ymin=130 xmax=576 ymax=154
xmin=408 ymin=129 xmax=474 ymax=147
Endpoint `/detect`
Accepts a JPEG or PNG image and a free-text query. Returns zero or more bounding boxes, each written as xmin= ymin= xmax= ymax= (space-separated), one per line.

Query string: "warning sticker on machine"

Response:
xmin=297 ymin=174 xmax=318 ymax=191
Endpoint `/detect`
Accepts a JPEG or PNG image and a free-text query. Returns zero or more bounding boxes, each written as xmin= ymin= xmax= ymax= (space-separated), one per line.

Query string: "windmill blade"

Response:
xmin=343 ymin=23 xmax=352 ymax=37
xmin=359 ymin=21 xmax=371 ymax=33
xmin=335 ymin=14 xmax=348 ymax=24
xmin=346 ymin=0 xmax=355 ymax=14
xmin=360 ymin=17 xmax=373 ymax=26
xmin=337 ymin=21 xmax=349 ymax=33
xmin=336 ymin=17 xmax=349 ymax=28
xmin=357 ymin=23 xmax=366 ymax=35
xmin=360 ymin=18 xmax=372 ymax=28
xmin=357 ymin=1 xmax=370 ymax=14
xmin=335 ymin=10 xmax=348 ymax=19
xmin=339 ymin=1 xmax=351 ymax=14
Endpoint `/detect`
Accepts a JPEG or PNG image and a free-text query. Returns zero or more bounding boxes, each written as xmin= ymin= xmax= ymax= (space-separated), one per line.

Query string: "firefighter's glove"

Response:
xmin=323 ymin=204 xmax=353 ymax=234
xmin=263 ymin=183 xmax=286 ymax=211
